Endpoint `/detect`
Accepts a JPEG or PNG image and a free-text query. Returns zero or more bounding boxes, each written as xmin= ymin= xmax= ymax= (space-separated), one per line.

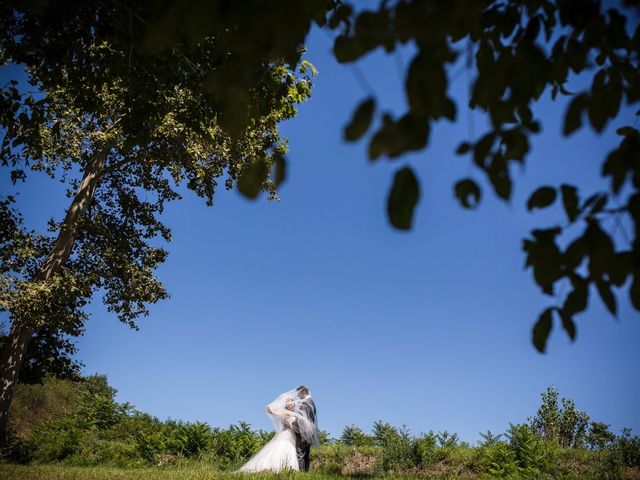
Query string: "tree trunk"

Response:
xmin=0 ymin=144 xmax=111 ymax=447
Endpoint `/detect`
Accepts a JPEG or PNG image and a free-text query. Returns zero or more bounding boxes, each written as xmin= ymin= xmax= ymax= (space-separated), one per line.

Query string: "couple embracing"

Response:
xmin=238 ymin=385 xmax=319 ymax=473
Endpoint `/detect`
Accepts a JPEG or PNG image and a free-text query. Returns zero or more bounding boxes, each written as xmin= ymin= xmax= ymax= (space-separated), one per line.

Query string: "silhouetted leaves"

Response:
xmin=560 ymin=184 xmax=580 ymax=222
xmin=559 ymin=311 xmax=577 ymax=341
xmin=387 ymin=167 xmax=420 ymax=230
xmin=631 ymin=273 xmax=640 ymax=311
xmin=454 ymin=179 xmax=481 ymax=209
xmin=523 ymin=228 xmax=562 ymax=295
xmin=563 ymin=93 xmax=588 ymax=136
xmin=272 ymin=153 xmax=287 ymax=187
xmin=533 ymin=308 xmax=554 ymax=353
xmin=527 ymin=186 xmax=557 ymax=211
xmin=344 ymin=97 xmax=375 ymax=141
xmin=595 ymin=279 xmax=617 ymax=316
xmin=238 ymin=160 xmax=269 ymax=199
xmin=369 ymin=113 xmax=430 ymax=160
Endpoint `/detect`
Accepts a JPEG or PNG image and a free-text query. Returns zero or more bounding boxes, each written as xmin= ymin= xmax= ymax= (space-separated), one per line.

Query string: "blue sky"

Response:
xmin=2 ymin=20 xmax=639 ymax=443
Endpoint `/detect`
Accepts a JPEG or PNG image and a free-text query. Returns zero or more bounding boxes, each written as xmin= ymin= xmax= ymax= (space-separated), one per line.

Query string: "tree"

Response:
xmin=329 ymin=0 xmax=640 ymax=352
xmin=130 ymin=0 xmax=640 ymax=353
xmin=340 ymin=424 xmax=374 ymax=446
xmin=587 ymin=421 xmax=616 ymax=450
xmin=528 ymin=386 xmax=590 ymax=448
xmin=0 ymin=0 xmax=324 ymax=445
xmin=1 ymin=200 xmax=83 ymax=384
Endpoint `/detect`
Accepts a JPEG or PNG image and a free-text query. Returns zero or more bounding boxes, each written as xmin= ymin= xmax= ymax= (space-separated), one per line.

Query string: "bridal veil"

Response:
xmin=266 ymin=386 xmax=319 ymax=447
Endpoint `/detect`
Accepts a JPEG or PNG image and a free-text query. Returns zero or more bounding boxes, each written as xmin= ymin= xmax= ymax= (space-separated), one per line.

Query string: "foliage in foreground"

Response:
xmin=1 ymin=378 xmax=639 ymax=479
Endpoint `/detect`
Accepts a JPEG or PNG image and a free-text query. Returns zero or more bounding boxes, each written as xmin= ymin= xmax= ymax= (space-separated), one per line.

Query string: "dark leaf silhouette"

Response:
xmin=387 ymin=167 xmax=420 ymax=230
xmin=454 ymin=179 xmax=482 ymax=209
xmin=533 ymin=308 xmax=554 ymax=353
xmin=344 ymin=97 xmax=376 ymax=141
xmin=238 ymin=160 xmax=270 ymax=199
xmin=527 ymin=187 xmax=557 ymax=211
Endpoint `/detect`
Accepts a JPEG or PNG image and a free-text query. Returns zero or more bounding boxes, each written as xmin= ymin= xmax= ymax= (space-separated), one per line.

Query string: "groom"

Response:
xmin=292 ymin=385 xmax=316 ymax=472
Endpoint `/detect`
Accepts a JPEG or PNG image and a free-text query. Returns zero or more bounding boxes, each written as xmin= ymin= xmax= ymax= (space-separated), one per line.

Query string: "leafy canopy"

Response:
xmin=0 ymin=0 xmax=319 ymax=346
xmin=330 ymin=0 xmax=640 ymax=351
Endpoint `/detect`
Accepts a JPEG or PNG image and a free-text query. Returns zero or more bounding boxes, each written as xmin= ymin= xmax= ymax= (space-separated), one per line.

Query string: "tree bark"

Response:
xmin=0 ymin=144 xmax=111 ymax=447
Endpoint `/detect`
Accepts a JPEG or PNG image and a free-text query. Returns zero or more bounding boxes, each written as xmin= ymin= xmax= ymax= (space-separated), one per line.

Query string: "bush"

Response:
xmin=8 ymin=376 xmax=83 ymax=439
xmin=474 ymin=441 xmax=519 ymax=478
xmin=414 ymin=431 xmax=438 ymax=468
xmin=529 ymin=386 xmax=590 ymax=449
xmin=340 ymin=424 xmax=373 ymax=447
xmin=65 ymin=437 xmax=144 ymax=467
xmin=312 ymin=444 xmax=382 ymax=475
xmin=506 ymin=423 xmax=557 ymax=477
xmin=208 ymin=422 xmax=269 ymax=470
xmin=27 ymin=416 xmax=85 ymax=462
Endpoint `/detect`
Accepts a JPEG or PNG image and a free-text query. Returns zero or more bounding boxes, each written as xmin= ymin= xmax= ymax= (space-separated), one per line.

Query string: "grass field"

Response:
xmin=0 ymin=464 xmax=417 ymax=480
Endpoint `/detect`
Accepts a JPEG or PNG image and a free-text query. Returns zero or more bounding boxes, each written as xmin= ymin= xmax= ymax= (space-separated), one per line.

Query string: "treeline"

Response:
xmin=1 ymin=376 xmax=639 ymax=479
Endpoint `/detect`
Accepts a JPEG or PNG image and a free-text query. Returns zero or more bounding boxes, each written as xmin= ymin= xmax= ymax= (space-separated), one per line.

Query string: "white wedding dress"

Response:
xmin=237 ymin=387 xmax=319 ymax=473
xmin=238 ymin=428 xmax=299 ymax=473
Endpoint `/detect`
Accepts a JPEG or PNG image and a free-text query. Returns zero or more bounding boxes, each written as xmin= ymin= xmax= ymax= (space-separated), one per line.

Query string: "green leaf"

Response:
xmin=344 ymin=98 xmax=376 ymax=141
xmin=454 ymin=178 xmax=481 ymax=209
xmin=387 ymin=167 xmax=420 ymax=230
xmin=527 ymin=186 xmax=557 ymax=211
xmin=532 ymin=308 xmax=554 ymax=353
xmin=238 ymin=160 xmax=269 ymax=199
xmin=560 ymin=184 xmax=580 ymax=222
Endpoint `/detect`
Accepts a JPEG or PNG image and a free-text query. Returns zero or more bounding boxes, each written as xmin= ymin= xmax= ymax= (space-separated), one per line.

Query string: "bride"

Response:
xmin=238 ymin=386 xmax=319 ymax=473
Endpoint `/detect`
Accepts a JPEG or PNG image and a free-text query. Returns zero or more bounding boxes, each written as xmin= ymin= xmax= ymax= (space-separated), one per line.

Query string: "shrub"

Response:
xmin=27 ymin=416 xmax=85 ymax=462
xmin=8 ymin=376 xmax=83 ymax=439
xmin=65 ymin=437 xmax=144 ymax=467
xmin=506 ymin=423 xmax=556 ymax=477
xmin=529 ymin=386 xmax=590 ymax=449
xmin=208 ymin=422 xmax=268 ymax=470
xmin=474 ymin=441 xmax=519 ymax=478
xmin=340 ymin=424 xmax=373 ymax=447
xmin=377 ymin=425 xmax=420 ymax=472
xmin=312 ymin=444 xmax=350 ymax=474
xmin=616 ymin=428 xmax=640 ymax=468
xmin=414 ymin=431 xmax=438 ymax=468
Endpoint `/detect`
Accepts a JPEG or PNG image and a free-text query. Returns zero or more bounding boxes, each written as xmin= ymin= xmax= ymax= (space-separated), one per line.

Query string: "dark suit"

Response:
xmin=292 ymin=397 xmax=316 ymax=471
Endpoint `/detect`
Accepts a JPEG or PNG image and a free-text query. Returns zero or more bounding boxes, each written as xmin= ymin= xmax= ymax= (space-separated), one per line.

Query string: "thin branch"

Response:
xmin=107 ymin=0 xmax=203 ymax=75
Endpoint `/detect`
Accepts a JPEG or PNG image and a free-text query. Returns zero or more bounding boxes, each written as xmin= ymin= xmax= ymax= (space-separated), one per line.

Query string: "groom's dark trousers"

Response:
xmin=295 ymin=437 xmax=311 ymax=471
xmin=294 ymin=397 xmax=316 ymax=471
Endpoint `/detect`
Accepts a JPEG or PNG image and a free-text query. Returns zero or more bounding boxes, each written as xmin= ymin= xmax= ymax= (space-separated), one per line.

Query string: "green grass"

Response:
xmin=0 ymin=464 xmax=430 ymax=480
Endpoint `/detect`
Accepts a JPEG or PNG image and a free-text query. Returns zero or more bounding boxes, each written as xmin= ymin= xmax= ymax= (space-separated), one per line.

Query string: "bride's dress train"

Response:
xmin=238 ymin=429 xmax=298 ymax=472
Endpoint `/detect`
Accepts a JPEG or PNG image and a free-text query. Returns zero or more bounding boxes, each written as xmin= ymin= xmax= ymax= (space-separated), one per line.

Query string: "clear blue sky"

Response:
xmin=1 ymin=21 xmax=639 ymax=443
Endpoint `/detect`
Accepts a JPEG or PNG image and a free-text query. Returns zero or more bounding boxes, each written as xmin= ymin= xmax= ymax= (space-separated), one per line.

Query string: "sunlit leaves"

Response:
xmin=454 ymin=179 xmax=481 ymax=209
xmin=344 ymin=98 xmax=375 ymax=141
xmin=387 ymin=167 xmax=420 ymax=230
xmin=527 ymin=186 xmax=557 ymax=211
